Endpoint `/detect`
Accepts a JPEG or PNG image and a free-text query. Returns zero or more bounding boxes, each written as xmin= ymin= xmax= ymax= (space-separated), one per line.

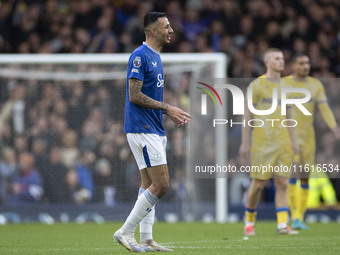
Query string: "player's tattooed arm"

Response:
xmin=129 ymin=78 xmax=168 ymax=112
xmin=129 ymin=78 xmax=191 ymax=127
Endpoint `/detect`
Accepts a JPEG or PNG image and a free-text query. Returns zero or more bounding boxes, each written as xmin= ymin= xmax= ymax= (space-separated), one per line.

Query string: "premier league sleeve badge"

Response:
xmin=133 ymin=56 xmax=141 ymax=68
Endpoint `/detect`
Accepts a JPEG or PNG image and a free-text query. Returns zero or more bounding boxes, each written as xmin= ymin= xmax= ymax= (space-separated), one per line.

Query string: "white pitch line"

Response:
xmin=166 ymin=245 xmax=339 ymax=250
xmin=167 ymin=246 xmax=231 ymax=249
xmin=162 ymin=240 xmax=226 ymax=244
xmin=160 ymin=240 xmax=340 ymax=250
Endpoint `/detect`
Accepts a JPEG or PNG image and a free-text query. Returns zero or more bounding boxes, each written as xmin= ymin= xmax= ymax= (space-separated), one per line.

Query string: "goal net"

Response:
xmin=0 ymin=53 xmax=227 ymax=224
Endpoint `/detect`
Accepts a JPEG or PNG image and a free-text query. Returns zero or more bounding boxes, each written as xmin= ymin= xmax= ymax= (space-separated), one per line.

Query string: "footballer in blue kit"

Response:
xmin=124 ymin=42 xmax=165 ymax=135
xmin=114 ymin=12 xmax=191 ymax=252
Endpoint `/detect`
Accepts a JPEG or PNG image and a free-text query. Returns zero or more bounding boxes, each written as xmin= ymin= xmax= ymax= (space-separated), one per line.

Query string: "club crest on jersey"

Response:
xmin=133 ymin=56 xmax=141 ymax=68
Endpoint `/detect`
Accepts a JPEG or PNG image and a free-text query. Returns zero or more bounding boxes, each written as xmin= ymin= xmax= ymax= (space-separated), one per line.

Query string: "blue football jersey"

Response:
xmin=124 ymin=42 xmax=165 ymax=135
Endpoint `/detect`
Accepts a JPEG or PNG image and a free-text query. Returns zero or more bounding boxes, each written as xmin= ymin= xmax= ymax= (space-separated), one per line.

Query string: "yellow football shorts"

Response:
xmin=250 ymin=140 xmax=293 ymax=180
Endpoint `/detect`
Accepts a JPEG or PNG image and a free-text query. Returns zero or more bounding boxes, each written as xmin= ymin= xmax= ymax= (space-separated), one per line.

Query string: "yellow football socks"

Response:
xmin=298 ymin=184 xmax=309 ymax=221
xmin=245 ymin=207 xmax=257 ymax=226
xmin=276 ymin=207 xmax=289 ymax=229
xmin=288 ymin=179 xmax=298 ymax=220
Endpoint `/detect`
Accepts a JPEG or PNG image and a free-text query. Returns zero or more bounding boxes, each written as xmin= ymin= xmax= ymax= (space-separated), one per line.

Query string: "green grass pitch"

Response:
xmin=0 ymin=222 xmax=339 ymax=254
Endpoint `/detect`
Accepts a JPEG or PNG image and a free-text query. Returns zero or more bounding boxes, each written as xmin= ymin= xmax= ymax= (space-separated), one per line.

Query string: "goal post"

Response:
xmin=0 ymin=53 xmax=228 ymax=223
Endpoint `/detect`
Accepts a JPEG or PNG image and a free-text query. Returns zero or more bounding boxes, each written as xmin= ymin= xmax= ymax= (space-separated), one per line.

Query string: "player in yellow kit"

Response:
xmin=285 ymin=54 xmax=340 ymax=229
xmin=239 ymin=48 xmax=299 ymax=235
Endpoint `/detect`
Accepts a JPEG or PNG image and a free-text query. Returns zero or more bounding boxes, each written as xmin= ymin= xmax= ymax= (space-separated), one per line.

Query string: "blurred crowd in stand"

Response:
xmin=0 ymin=76 xmax=188 ymax=205
xmin=0 ymin=0 xmax=340 ymax=206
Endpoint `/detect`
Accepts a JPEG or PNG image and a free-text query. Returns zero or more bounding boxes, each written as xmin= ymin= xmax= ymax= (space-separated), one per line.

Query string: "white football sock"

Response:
xmin=245 ymin=221 xmax=254 ymax=227
xmin=140 ymin=207 xmax=154 ymax=241
xmin=121 ymin=189 xmax=158 ymax=234
xmin=277 ymin=222 xmax=287 ymax=230
xmin=138 ymin=188 xmax=155 ymax=241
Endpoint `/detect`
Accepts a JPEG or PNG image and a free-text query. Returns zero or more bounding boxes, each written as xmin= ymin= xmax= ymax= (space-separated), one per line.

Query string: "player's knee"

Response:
xmin=252 ymin=180 xmax=265 ymax=193
xmin=160 ymin=181 xmax=170 ymax=196
xmin=255 ymin=184 xmax=265 ymax=193
xmin=275 ymin=178 xmax=288 ymax=191
xmin=141 ymin=180 xmax=152 ymax=189
xmin=155 ymin=181 xmax=169 ymax=197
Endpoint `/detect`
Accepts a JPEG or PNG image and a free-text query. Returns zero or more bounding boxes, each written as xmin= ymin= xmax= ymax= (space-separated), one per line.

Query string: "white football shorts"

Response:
xmin=126 ymin=133 xmax=167 ymax=170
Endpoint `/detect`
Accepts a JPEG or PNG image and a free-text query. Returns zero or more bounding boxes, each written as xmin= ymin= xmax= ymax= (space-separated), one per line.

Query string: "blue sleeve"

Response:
xmin=18 ymin=171 xmax=43 ymax=201
xmin=127 ymin=52 xmax=146 ymax=82
xmin=77 ymin=167 xmax=94 ymax=199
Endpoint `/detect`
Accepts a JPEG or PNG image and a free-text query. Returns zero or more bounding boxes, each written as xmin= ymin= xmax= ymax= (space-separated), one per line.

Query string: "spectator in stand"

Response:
xmin=9 ymin=153 xmax=43 ymax=205
xmin=80 ymin=118 xmax=102 ymax=153
xmin=43 ymin=147 xmax=68 ymax=203
xmin=0 ymin=122 xmax=13 ymax=151
xmin=182 ymin=6 xmax=216 ymax=44
xmin=87 ymin=14 xmax=119 ymax=53
xmin=13 ymin=135 xmax=28 ymax=154
xmin=79 ymin=107 xmax=104 ymax=152
xmin=31 ymin=138 xmax=49 ymax=178
xmin=123 ymin=1 xmax=152 ymax=51
xmin=96 ymin=86 xmax=111 ymax=126
xmin=0 ymin=82 xmax=15 ymax=135
xmin=53 ymin=99 xmax=68 ymax=120
xmin=75 ymin=151 xmax=95 ymax=201
xmin=0 ymin=82 xmax=27 ymax=136
xmin=10 ymin=84 xmax=27 ymax=135
xmin=93 ymin=158 xmax=115 ymax=206
xmin=50 ymin=115 xmax=68 ymax=147
xmin=30 ymin=116 xmax=53 ymax=146
xmin=0 ymin=147 xmax=16 ymax=204
xmin=66 ymin=82 xmax=88 ymax=131
xmin=72 ymin=0 xmax=99 ymax=31
xmin=65 ymin=165 xmax=93 ymax=205
xmin=171 ymin=168 xmax=187 ymax=202
xmin=60 ymin=129 xmax=79 ymax=169
xmin=65 ymin=169 xmax=89 ymax=204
